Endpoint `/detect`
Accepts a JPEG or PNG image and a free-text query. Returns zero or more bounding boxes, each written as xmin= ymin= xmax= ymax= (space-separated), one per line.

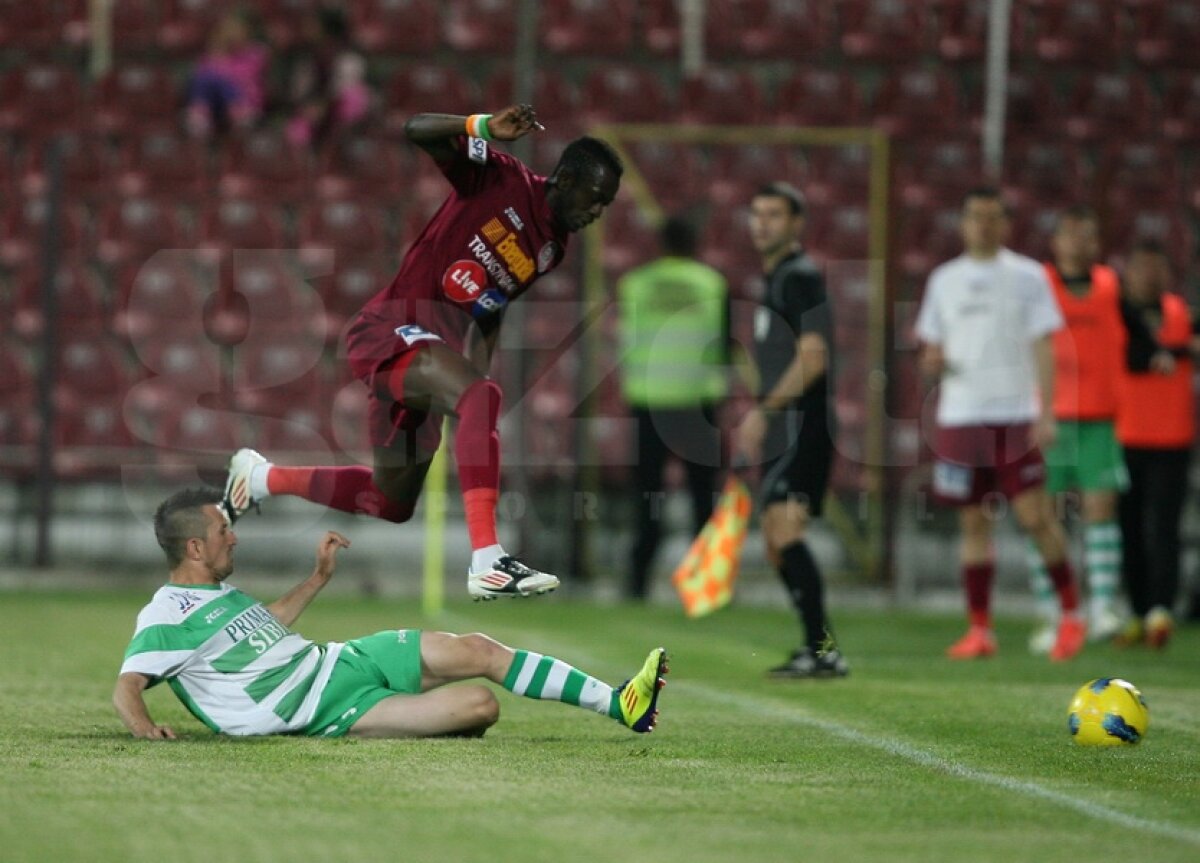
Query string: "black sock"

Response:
xmin=778 ymin=541 xmax=829 ymax=652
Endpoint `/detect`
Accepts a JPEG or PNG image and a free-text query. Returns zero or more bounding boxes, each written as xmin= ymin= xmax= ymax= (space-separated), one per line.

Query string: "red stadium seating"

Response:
xmin=309 ymin=255 xmax=391 ymax=337
xmin=218 ymin=130 xmax=313 ymax=203
xmin=1064 ymin=73 xmax=1158 ymax=142
xmin=931 ymin=0 xmax=992 ymax=62
xmin=707 ymin=0 xmax=833 ymax=59
xmin=250 ymin=399 xmax=338 ymax=457
xmin=621 ymin=140 xmax=709 ymax=211
xmin=484 ymin=68 xmax=579 ymax=125
xmin=149 ymin=403 xmax=243 ymax=476
xmin=196 ymin=198 xmax=288 ymax=265
xmin=598 ymin=198 xmax=659 ymax=274
xmin=114 ymin=129 xmax=210 ymax=201
xmin=894 ymin=139 xmax=980 ymax=208
xmin=63 ymin=0 xmax=160 ymax=52
xmin=53 ymin=398 xmax=141 ymax=479
xmin=1105 ymin=208 xmax=1192 ymax=264
xmin=698 ymin=205 xmax=757 ymax=276
xmin=230 ymin=330 xmax=328 ymax=415
xmin=11 ymin=261 xmax=107 ymax=340
xmin=0 ymin=2 xmax=64 ymax=52
xmin=679 ymin=68 xmax=765 ymax=126
xmin=1161 ymin=73 xmax=1200 ymax=143
xmin=1129 ymin=1 xmax=1200 ymax=68
xmin=1001 ymin=141 xmax=1090 ymax=210
xmin=258 ymin=0 xmax=322 ymax=52
xmin=809 ymin=203 xmax=870 ymax=261
xmin=774 ymin=69 xmax=865 ymax=127
xmin=1099 ymin=143 xmax=1181 ymax=209
xmin=55 ymin=333 xmax=135 ymax=409
xmin=92 ymin=64 xmax=177 ymax=136
xmin=872 ymin=68 xmax=960 ymax=139
xmin=641 ymin=0 xmax=682 ymax=56
xmin=19 ymin=133 xmax=113 ymax=203
xmin=580 ymin=66 xmax=671 ymax=126
xmin=1025 ymin=0 xmax=1122 ymax=64
xmin=96 ymin=198 xmax=190 ymax=270
xmin=297 ymin=199 xmax=388 ymax=267
xmin=384 ymin=65 xmax=478 ymax=134
xmin=112 ymin=255 xmax=212 ymax=342
xmin=315 ymin=135 xmax=412 ymax=202
xmin=839 ymin=0 xmax=930 ymax=63
xmin=349 ymin=0 xmax=440 ymax=54
xmin=1001 ymin=72 xmax=1066 ymax=140
xmin=443 ymin=0 xmax=516 ymax=54
xmin=803 ymin=144 xmax=872 ymax=209
xmin=896 ymin=206 xmax=963 ymax=279
xmin=0 ymin=64 xmax=83 ymax=136
xmin=158 ymin=0 xmax=233 ymax=56
xmin=128 ymin=333 xmax=223 ymax=403
xmin=707 ymin=144 xmax=803 ymax=209
xmin=0 ymin=199 xmax=88 ymax=269
xmin=541 ymin=0 xmax=633 ymax=55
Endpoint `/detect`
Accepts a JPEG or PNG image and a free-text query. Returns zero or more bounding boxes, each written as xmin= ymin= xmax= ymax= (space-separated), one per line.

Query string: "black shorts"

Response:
xmin=759 ymin=408 xmax=835 ymax=517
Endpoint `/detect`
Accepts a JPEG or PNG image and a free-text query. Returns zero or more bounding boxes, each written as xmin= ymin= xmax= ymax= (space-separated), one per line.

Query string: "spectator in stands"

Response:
xmin=1115 ymin=240 xmax=1198 ymax=649
xmin=733 ymin=182 xmax=849 ymax=679
xmin=1027 ymin=207 xmax=1132 ymax=650
xmin=915 ymin=187 xmax=1085 ymax=662
xmin=185 ymin=9 xmax=270 ymax=139
xmin=616 ymin=216 xmax=729 ymax=601
xmin=278 ymin=6 xmax=372 ymax=148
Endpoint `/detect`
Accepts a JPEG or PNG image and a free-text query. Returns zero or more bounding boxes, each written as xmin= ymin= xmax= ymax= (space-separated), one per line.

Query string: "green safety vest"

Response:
xmin=617 ymin=256 xmax=728 ymax=407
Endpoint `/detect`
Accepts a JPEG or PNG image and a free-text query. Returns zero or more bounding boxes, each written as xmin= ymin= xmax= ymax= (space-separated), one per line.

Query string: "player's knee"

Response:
xmin=464 ymin=685 xmax=500 ymax=728
xmin=461 ymin=632 xmax=508 ymax=671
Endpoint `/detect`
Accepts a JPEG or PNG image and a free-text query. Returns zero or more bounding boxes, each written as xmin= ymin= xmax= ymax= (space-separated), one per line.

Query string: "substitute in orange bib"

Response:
xmin=1115 ymin=240 xmax=1197 ymax=648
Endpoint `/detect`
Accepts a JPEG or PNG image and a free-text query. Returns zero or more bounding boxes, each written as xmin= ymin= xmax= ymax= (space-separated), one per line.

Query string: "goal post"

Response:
xmin=581 ymin=123 xmax=892 ymax=583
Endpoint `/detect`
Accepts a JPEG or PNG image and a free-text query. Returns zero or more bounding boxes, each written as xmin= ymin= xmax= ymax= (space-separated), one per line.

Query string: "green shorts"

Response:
xmin=1045 ymin=420 xmax=1129 ymax=494
xmin=305 ymin=629 xmax=423 ymax=738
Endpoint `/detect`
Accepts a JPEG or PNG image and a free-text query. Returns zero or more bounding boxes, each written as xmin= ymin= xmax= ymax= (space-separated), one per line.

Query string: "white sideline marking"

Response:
xmin=453 ymin=615 xmax=1200 ymax=849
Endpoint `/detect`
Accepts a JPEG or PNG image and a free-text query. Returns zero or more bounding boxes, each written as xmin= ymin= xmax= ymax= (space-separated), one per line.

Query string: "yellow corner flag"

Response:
xmin=671 ymin=476 xmax=752 ymax=617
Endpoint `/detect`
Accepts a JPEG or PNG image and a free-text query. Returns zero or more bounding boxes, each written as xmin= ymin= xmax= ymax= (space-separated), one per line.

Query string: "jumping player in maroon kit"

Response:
xmin=220 ymin=105 xmax=623 ymax=599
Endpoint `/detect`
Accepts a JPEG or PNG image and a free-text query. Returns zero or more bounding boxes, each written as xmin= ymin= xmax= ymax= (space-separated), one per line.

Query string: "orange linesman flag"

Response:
xmin=671 ymin=476 xmax=752 ymax=617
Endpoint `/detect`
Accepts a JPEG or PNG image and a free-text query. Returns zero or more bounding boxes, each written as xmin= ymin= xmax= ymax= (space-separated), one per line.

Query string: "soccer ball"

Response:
xmin=1067 ymin=678 xmax=1149 ymax=746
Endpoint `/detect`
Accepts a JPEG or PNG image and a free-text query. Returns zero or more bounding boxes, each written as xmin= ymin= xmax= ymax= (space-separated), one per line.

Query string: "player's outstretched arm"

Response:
xmin=113 ymin=672 xmax=176 ymax=740
xmin=266 ymin=531 xmax=351 ymax=627
xmin=404 ymin=105 xmax=544 ymax=160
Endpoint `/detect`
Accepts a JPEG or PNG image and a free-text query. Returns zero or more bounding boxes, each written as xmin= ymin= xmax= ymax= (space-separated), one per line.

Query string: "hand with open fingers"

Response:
xmin=487 ymin=104 xmax=544 ymax=141
xmin=315 ymin=531 xmax=351 ymax=577
xmin=138 ymin=725 xmax=176 ymax=740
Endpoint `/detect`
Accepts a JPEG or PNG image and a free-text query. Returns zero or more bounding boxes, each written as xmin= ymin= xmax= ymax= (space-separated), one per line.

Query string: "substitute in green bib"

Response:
xmin=617 ymin=216 xmax=730 ymax=600
xmin=113 ymin=488 xmax=668 ymax=739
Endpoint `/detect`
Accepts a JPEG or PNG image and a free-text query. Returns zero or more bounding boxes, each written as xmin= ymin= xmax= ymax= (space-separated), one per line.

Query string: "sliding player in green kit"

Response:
xmin=113 ymin=488 xmax=667 ymax=740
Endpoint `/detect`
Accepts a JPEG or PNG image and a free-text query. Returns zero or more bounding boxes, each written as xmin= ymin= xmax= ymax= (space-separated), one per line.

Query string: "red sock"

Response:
xmin=1046 ymin=559 xmax=1079 ymax=614
xmin=963 ymin=562 xmax=994 ymax=629
xmin=267 ymin=465 xmax=414 ymax=524
xmin=454 ymin=380 xmax=502 ymax=550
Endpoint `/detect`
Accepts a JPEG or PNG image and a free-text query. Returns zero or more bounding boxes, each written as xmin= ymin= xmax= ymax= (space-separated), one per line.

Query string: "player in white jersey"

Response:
xmin=114 ymin=488 xmax=668 ymax=739
xmin=914 ymin=187 xmax=1085 ymax=662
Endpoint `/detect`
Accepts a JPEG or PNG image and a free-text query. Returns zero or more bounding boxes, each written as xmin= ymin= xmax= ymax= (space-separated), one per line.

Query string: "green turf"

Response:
xmin=1 ymin=590 xmax=1197 ymax=863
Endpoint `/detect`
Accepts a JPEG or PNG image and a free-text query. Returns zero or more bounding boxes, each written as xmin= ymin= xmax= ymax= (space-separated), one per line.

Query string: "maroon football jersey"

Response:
xmin=354 ymin=136 xmax=569 ymax=353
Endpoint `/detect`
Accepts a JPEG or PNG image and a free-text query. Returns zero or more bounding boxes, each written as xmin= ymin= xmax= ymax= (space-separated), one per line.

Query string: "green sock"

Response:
xmin=1027 ymin=540 xmax=1058 ymax=623
xmin=502 ymin=650 xmax=619 ymax=718
xmin=1085 ymin=521 xmax=1121 ymax=612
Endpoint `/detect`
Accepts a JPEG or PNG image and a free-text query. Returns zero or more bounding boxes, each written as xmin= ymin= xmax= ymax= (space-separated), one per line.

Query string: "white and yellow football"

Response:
xmin=1067 ymin=678 xmax=1149 ymax=746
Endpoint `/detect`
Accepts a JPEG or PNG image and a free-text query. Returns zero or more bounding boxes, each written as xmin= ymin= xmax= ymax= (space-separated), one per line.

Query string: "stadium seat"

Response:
xmin=0 ymin=339 xmax=35 ymax=400
xmin=1064 ymin=73 xmax=1158 ymax=142
xmin=55 ymin=333 xmax=135 ymax=410
xmin=1099 ymin=142 xmax=1181 ymax=209
xmin=349 ymin=0 xmax=440 ymax=54
xmin=641 ymin=0 xmax=682 ymax=56
xmin=114 ymin=128 xmax=211 ymax=201
xmin=1001 ymin=140 xmax=1090 ymax=210
xmin=484 ymin=67 xmax=579 ymax=125
xmin=157 ymin=0 xmax=231 ymax=56
xmin=258 ymin=0 xmax=322 ymax=52
xmin=297 ymin=199 xmax=388 ymax=267
xmin=707 ymin=144 xmax=803 ymax=209
xmin=931 ymin=0 xmax=992 ymax=62
xmin=0 ymin=64 xmax=83 ymax=136
xmin=328 ymin=377 xmax=373 ymax=462
xmin=622 ymin=140 xmax=709 ymax=211
xmin=1001 ymin=73 xmax=1066 ymax=140
xmin=872 ymin=68 xmax=960 ymax=139
xmin=218 ymin=130 xmax=313 ymax=204
xmin=383 ymin=65 xmax=478 ymax=134
xmin=1129 ymin=1 xmax=1200 ymax=68
xmin=679 ymin=68 xmax=765 ymax=126
xmin=1161 ymin=73 xmax=1200 ymax=143
xmin=195 ymin=198 xmax=288 ymax=266
xmin=839 ymin=0 xmax=930 ymax=63
xmin=895 ymin=206 xmax=964 ymax=279
xmin=1026 ymin=0 xmax=1122 ymax=64
xmin=0 ymin=199 xmax=87 ymax=270
xmin=0 ymin=2 xmax=64 ymax=52
xmin=773 ymin=68 xmax=864 ymax=128
xmin=707 ymin=0 xmax=833 ymax=59
xmin=442 ymin=0 xmax=516 ymax=54
xmin=19 ymin=133 xmax=113 ymax=203
xmin=62 ymin=0 xmax=160 ymax=52
xmin=1009 ymin=199 xmax=1064 ymax=261
xmin=580 ymin=66 xmax=671 ymax=126
xmin=128 ymin=332 xmax=224 ymax=410
xmin=315 ymin=135 xmax=412 ymax=201
xmin=894 ymin=139 xmax=980 ymax=208
xmin=92 ymin=64 xmax=177 ymax=136
xmin=698 ymin=206 xmax=757 ymax=275
xmin=11 ymin=261 xmax=107 ymax=341
xmin=112 ymin=255 xmax=212 ymax=342
xmin=53 ymin=398 xmax=141 ymax=480
xmin=809 ymin=204 xmax=870 ymax=261
xmin=96 ymin=198 xmax=190 ymax=270
xmin=250 ymin=399 xmax=338 ymax=458
xmin=220 ymin=252 xmax=323 ymax=339
xmin=1105 ymin=208 xmax=1192 ymax=264
xmin=309 ymin=255 xmax=391 ymax=338
xmin=230 ymin=329 xmax=328 ymax=414
xmin=598 ymin=198 xmax=659 ymax=274
xmin=150 ymin=403 xmax=244 ymax=477
xmin=799 ymin=144 xmax=871 ymax=210
xmin=541 ymin=0 xmax=633 ymax=54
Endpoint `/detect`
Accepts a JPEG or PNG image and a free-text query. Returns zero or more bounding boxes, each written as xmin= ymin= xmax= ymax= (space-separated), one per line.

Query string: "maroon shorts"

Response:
xmin=344 ymin=315 xmax=445 ymax=456
xmin=931 ymin=423 xmax=1046 ymax=507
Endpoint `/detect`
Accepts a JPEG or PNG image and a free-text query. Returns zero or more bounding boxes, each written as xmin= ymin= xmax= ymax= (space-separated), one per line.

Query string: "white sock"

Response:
xmin=470 ymin=544 xmax=506 ymax=575
xmin=249 ymin=462 xmax=272 ymax=500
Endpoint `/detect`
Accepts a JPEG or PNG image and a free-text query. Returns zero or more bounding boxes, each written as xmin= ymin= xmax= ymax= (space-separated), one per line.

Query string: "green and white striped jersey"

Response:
xmin=120 ymin=583 xmax=343 ymax=736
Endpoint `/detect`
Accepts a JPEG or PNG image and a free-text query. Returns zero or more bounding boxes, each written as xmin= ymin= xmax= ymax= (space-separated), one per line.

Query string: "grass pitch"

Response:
xmin=1 ymin=590 xmax=1197 ymax=863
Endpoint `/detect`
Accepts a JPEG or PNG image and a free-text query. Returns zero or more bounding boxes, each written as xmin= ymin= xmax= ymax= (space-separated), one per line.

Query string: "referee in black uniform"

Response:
xmin=734 ymin=182 xmax=848 ymax=678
